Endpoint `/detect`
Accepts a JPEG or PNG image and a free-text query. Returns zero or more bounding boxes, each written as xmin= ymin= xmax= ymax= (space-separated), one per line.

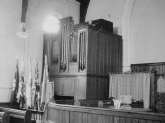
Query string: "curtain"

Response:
xmin=109 ymin=72 xmax=151 ymax=109
xmin=156 ymin=76 xmax=165 ymax=105
xmin=157 ymin=76 xmax=165 ymax=93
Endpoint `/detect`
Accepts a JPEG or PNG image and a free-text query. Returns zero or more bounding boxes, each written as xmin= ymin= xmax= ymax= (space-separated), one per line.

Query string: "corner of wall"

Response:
xmin=121 ymin=0 xmax=135 ymax=72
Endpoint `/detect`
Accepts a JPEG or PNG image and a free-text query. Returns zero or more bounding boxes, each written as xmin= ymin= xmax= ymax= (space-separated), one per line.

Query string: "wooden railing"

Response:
xmin=45 ymin=102 xmax=165 ymax=123
xmin=74 ymin=99 xmax=113 ymax=107
xmin=54 ymin=100 xmax=75 ymax=105
xmin=54 ymin=99 xmax=143 ymax=109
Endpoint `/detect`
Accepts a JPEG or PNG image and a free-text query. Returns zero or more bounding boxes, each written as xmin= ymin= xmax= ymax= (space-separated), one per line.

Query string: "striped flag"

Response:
xmin=40 ymin=55 xmax=49 ymax=111
xmin=26 ymin=58 xmax=33 ymax=108
xmin=10 ymin=60 xmax=19 ymax=106
xmin=17 ymin=57 xmax=26 ymax=108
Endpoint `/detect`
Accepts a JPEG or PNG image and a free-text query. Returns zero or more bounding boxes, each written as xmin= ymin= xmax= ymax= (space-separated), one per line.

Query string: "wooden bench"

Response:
xmin=0 ymin=107 xmax=31 ymax=123
xmin=0 ymin=112 xmax=9 ymax=123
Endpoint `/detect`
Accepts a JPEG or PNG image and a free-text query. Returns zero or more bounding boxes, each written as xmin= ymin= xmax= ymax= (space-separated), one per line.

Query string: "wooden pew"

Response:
xmin=0 ymin=112 xmax=9 ymax=123
xmin=45 ymin=102 xmax=165 ymax=123
xmin=0 ymin=107 xmax=31 ymax=123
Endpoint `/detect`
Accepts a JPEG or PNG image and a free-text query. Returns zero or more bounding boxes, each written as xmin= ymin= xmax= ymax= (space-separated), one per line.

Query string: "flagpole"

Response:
xmin=26 ymin=57 xmax=32 ymax=109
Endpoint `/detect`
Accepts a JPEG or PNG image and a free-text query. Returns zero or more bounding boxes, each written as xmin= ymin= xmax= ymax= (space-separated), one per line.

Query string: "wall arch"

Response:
xmin=121 ymin=0 xmax=135 ymax=72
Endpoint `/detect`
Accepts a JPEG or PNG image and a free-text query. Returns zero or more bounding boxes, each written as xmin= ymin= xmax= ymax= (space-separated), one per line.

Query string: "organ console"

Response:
xmin=45 ymin=17 xmax=122 ymax=100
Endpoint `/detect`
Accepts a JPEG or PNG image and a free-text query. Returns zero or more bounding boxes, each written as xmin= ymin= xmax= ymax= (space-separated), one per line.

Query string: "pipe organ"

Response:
xmin=48 ymin=17 xmax=123 ymax=100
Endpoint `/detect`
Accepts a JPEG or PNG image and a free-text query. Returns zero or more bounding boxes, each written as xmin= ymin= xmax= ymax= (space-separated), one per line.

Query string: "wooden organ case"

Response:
xmin=48 ymin=17 xmax=123 ymax=100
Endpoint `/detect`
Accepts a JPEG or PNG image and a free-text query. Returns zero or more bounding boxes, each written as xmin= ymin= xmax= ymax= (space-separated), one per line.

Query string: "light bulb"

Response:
xmin=43 ymin=16 xmax=60 ymax=33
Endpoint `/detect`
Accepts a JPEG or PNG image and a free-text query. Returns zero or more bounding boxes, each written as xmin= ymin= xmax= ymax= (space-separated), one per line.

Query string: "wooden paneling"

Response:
xmin=45 ymin=103 xmax=165 ymax=123
xmin=50 ymin=24 xmax=122 ymax=100
xmin=52 ymin=78 xmax=75 ymax=96
xmin=69 ymin=63 xmax=78 ymax=73
xmin=96 ymin=32 xmax=101 ymax=74
xmin=86 ymin=77 xmax=109 ymax=100
xmin=99 ymin=31 xmax=104 ymax=74
xmin=119 ymin=117 xmax=126 ymax=123
xmin=50 ymin=73 xmax=109 ymax=100
xmin=114 ymin=116 xmax=120 ymax=123
xmin=139 ymin=119 xmax=146 ymax=123
xmin=131 ymin=62 xmax=165 ymax=74
xmin=86 ymin=28 xmax=122 ymax=74
xmin=125 ymin=118 xmax=131 ymax=123
xmin=91 ymin=29 xmax=97 ymax=74
xmin=74 ymin=77 xmax=87 ymax=100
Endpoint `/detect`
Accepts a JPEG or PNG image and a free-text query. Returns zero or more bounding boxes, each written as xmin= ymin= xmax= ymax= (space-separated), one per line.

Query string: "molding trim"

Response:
xmin=49 ymin=72 xmax=109 ymax=79
xmin=131 ymin=62 xmax=165 ymax=66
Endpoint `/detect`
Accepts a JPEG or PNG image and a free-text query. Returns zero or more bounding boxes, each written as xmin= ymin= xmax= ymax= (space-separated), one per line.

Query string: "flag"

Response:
xmin=17 ymin=57 xmax=26 ymax=108
xmin=46 ymin=81 xmax=54 ymax=103
xmin=32 ymin=58 xmax=40 ymax=110
xmin=40 ymin=55 xmax=49 ymax=111
xmin=26 ymin=58 xmax=32 ymax=108
xmin=10 ymin=60 xmax=19 ymax=106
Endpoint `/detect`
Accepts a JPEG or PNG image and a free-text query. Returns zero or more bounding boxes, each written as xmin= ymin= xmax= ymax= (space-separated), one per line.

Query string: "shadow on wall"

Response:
xmin=113 ymin=27 xmax=119 ymax=35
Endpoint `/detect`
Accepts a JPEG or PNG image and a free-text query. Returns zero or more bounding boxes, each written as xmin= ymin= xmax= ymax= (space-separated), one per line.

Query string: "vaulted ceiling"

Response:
xmin=76 ymin=0 xmax=90 ymax=23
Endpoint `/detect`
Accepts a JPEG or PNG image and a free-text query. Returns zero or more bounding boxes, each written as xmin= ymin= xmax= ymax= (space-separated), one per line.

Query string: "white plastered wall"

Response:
xmin=86 ymin=0 xmax=165 ymax=72
xmin=0 ymin=0 xmax=80 ymax=102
